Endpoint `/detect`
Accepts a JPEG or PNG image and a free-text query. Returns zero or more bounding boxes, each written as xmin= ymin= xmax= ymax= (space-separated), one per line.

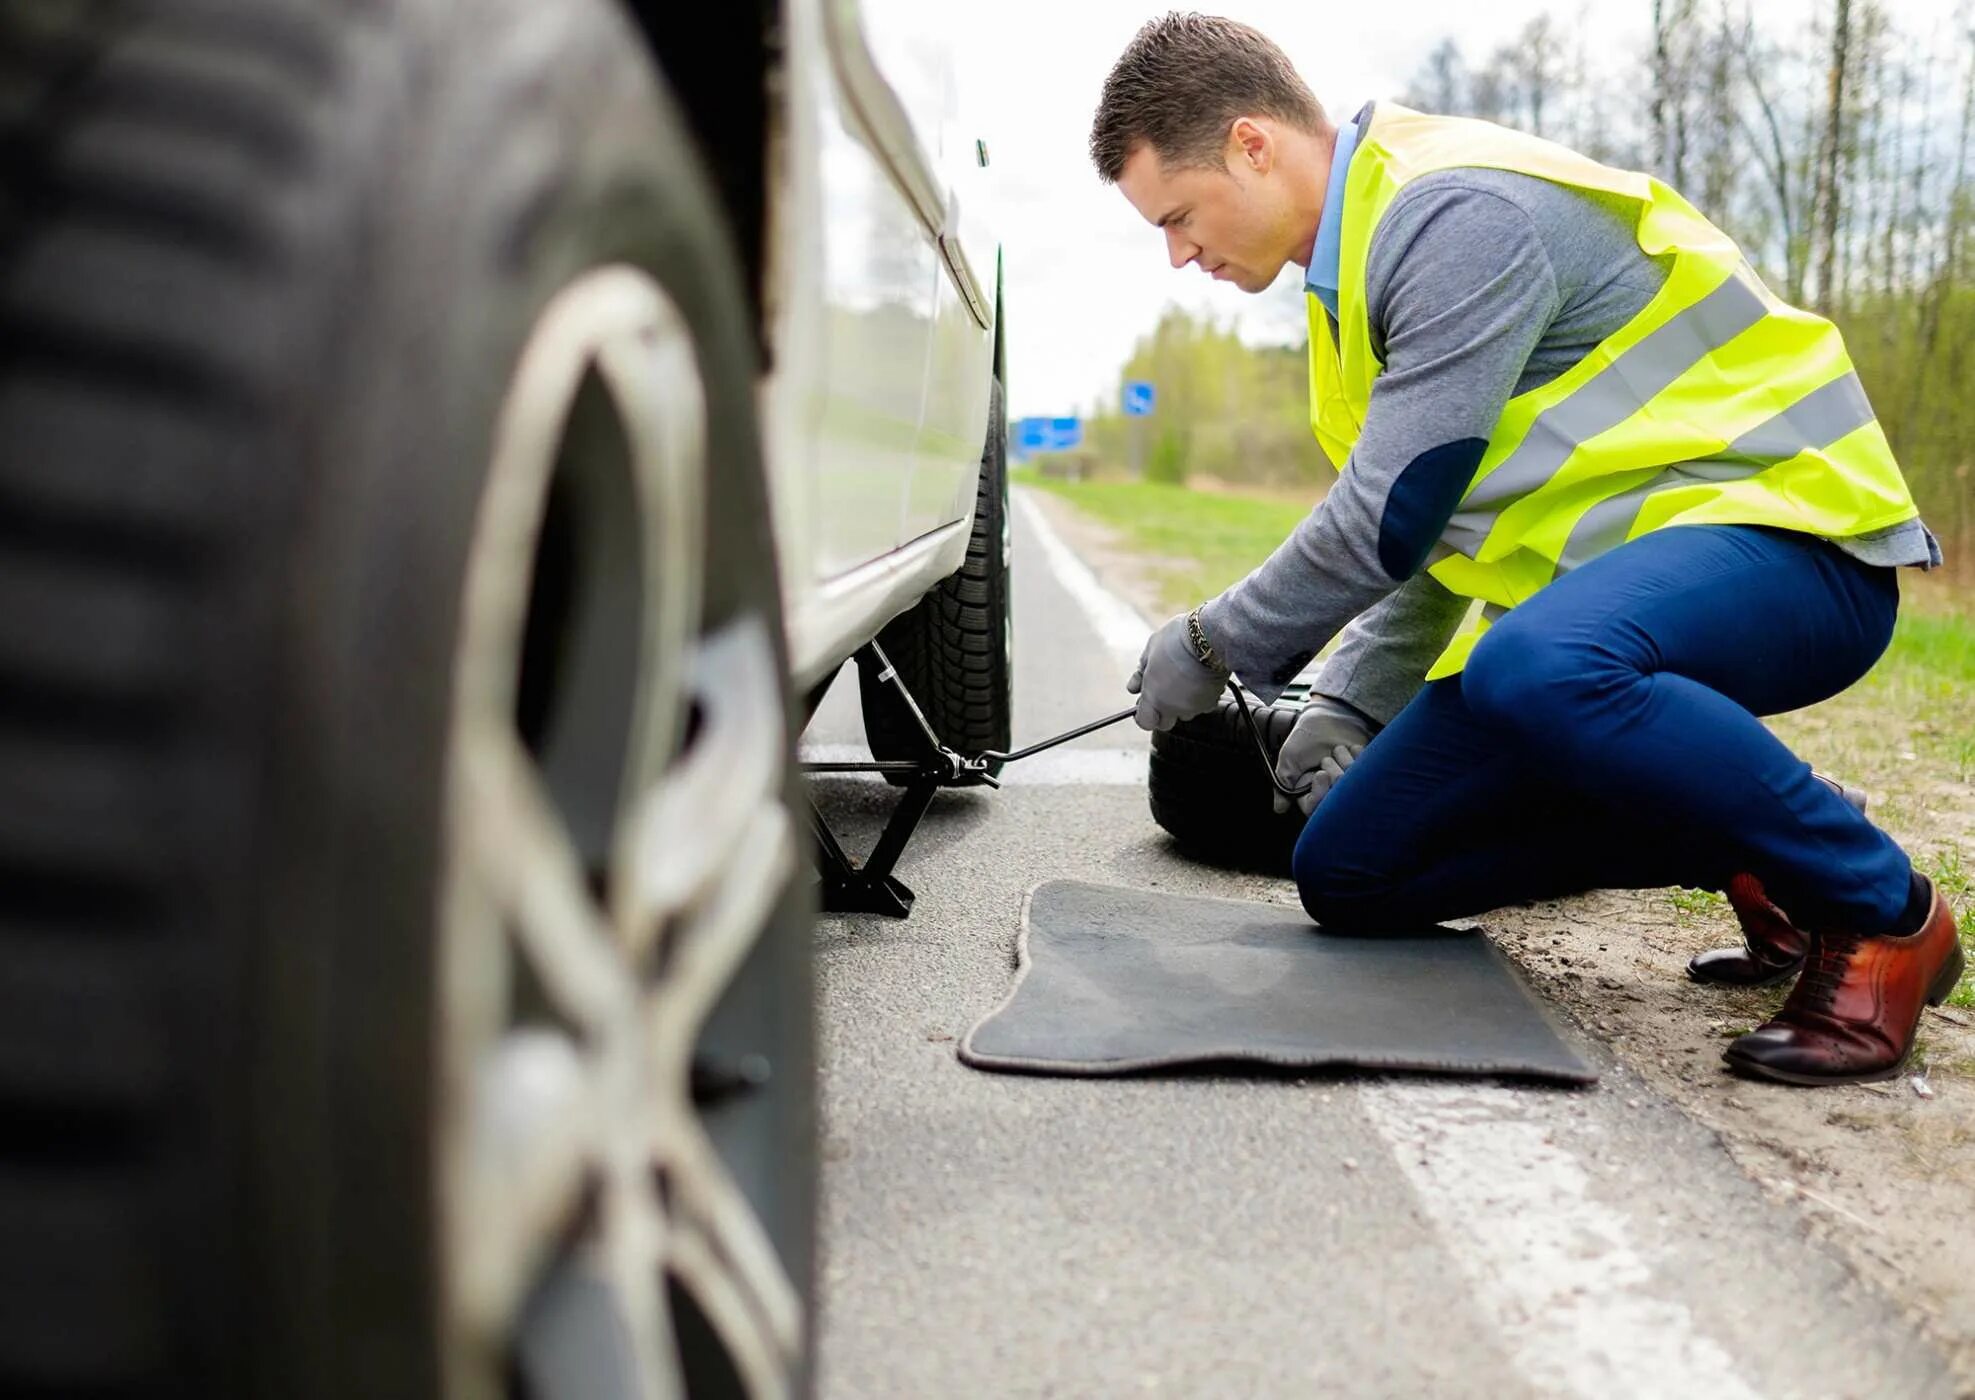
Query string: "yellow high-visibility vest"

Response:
xmin=1310 ymin=103 xmax=1920 ymax=679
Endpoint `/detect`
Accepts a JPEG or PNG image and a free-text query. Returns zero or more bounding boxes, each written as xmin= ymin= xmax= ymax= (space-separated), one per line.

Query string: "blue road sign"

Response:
xmin=1123 ymin=381 xmax=1156 ymax=417
xmin=1014 ymin=416 xmax=1083 ymax=457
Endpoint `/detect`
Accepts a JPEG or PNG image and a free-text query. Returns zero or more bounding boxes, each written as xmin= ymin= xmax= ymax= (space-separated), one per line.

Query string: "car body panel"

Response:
xmin=759 ymin=0 xmax=999 ymax=694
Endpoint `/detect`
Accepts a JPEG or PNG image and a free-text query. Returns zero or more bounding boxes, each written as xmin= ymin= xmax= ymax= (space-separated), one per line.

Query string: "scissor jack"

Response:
xmin=801 ymin=641 xmax=1134 ymax=917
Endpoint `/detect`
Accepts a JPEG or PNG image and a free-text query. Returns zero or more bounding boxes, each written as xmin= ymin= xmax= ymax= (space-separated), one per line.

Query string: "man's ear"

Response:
xmin=1230 ymin=116 xmax=1271 ymax=174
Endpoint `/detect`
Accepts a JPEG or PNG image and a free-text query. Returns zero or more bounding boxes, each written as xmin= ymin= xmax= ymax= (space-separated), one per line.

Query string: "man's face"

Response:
xmin=1117 ymin=119 xmax=1302 ymax=294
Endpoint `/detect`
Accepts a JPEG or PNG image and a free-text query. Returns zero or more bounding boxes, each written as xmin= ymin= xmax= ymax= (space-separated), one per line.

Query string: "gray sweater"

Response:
xmin=1198 ymin=160 xmax=1941 ymax=722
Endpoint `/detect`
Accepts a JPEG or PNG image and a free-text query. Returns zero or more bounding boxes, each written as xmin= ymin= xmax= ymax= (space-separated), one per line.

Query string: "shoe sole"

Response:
xmin=1721 ymin=942 xmax=1968 ymax=1087
xmin=1685 ymin=959 xmax=1803 ymax=989
xmin=1721 ymin=1055 xmax=1907 ymax=1087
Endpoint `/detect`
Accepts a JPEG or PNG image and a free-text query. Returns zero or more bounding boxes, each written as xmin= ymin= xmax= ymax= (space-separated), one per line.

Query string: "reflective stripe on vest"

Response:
xmin=1307 ymin=103 xmax=1919 ymax=680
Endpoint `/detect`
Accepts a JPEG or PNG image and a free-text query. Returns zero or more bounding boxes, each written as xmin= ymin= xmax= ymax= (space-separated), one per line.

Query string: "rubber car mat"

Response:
xmin=959 ymin=880 xmax=1596 ymax=1083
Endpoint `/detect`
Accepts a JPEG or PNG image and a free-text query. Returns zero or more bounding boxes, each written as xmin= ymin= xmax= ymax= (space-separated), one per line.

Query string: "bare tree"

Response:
xmin=1849 ymin=2 xmax=1888 ymax=310
xmin=1903 ymin=25 xmax=1975 ymax=430
xmin=1652 ymin=0 xmax=1673 ymax=172
xmin=1652 ymin=0 xmax=1699 ymax=185
xmin=1468 ymin=47 xmax=1516 ymax=126
xmin=1696 ymin=5 xmax=1742 ymax=218
xmin=1810 ymin=0 xmax=1854 ymax=312
xmin=1730 ymin=10 xmax=1808 ymax=299
xmin=1908 ymin=36 xmax=1941 ymax=296
xmin=1409 ymin=38 xmax=1467 ymax=114
xmin=1955 ymin=30 xmax=1975 ymax=286
xmin=1884 ymin=52 xmax=1911 ymax=306
xmin=1509 ymin=15 xmax=1564 ymax=137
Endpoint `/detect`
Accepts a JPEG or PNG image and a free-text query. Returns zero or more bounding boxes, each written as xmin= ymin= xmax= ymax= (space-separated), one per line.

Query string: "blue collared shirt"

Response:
xmin=1306 ymin=117 xmax=1360 ymax=319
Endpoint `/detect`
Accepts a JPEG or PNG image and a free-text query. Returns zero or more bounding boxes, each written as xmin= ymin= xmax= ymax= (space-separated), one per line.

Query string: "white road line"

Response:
xmin=800 ymin=744 xmax=1148 ymax=787
xmin=1359 ymin=1083 xmax=1763 ymax=1400
xmin=1013 ymin=488 xmax=1149 ymax=664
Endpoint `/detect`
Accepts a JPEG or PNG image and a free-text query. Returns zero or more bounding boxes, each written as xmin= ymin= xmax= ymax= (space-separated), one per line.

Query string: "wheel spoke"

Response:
xmin=463 ymin=724 xmax=634 ymax=1035
xmin=669 ymin=1214 xmax=797 ymax=1400
xmin=455 ymin=1030 xmax=596 ymax=1336
xmin=595 ymin=298 xmax=704 ymax=803
xmin=663 ymin=1124 xmax=805 ymax=1386
xmin=644 ymin=804 xmax=805 ymax=1377
xmin=644 ymin=803 xmax=795 ymax=1085
xmin=597 ymin=1155 xmax=686 ymax=1400
xmin=615 ymin=617 xmax=785 ymax=960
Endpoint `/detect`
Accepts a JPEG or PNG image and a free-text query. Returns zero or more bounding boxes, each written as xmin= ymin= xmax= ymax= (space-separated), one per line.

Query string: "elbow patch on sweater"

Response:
xmin=1377 ymin=437 xmax=1489 ymax=580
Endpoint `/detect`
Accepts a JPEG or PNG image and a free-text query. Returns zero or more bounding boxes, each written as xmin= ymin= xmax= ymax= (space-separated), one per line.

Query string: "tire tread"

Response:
xmin=0 ymin=4 xmax=335 ymax=1390
xmin=859 ymin=379 xmax=1013 ymax=769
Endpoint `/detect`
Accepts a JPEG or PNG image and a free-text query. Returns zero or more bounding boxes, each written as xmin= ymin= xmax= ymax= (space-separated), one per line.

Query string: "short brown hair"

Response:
xmin=1089 ymin=13 xmax=1325 ymax=183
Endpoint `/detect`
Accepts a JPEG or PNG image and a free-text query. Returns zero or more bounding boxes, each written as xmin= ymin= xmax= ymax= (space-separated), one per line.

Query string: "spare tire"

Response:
xmin=1148 ymin=685 xmax=1314 ymax=875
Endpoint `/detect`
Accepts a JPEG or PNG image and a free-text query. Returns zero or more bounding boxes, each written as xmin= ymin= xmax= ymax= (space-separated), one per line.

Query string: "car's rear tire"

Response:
xmin=0 ymin=2 xmax=812 ymax=1396
xmin=858 ymin=378 xmax=1013 ymax=780
xmin=1148 ymin=687 xmax=1314 ymax=876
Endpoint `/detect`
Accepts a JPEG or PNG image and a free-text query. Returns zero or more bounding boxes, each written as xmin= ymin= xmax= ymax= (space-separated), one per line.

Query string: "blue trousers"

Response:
xmin=1294 ymin=524 xmax=1910 ymax=935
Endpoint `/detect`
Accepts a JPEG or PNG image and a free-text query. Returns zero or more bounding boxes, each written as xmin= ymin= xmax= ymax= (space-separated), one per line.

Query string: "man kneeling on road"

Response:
xmin=1096 ymin=14 xmax=1959 ymax=1086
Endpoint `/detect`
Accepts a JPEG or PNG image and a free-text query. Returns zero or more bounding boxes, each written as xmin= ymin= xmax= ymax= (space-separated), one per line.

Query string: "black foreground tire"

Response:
xmin=858 ymin=378 xmax=1013 ymax=778
xmin=1148 ymin=685 xmax=1315 ymax=876
xmin=0 ymin=3 xmax=813 ymax=1397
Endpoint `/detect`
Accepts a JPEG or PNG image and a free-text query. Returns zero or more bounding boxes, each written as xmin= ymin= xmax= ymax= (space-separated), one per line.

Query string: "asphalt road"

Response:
xmin=799 ymin=487 xmax=1954 ymax=1400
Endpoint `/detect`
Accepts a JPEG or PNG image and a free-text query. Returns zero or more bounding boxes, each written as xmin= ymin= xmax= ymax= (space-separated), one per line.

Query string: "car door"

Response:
xmin=813 ymin=0 xmax=993 ymax=575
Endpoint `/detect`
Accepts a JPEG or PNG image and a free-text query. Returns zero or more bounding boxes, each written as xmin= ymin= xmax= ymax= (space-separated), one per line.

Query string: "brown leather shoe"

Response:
xmin=1723 ymin=876 xmax=1967 ymax=1085
xmin=1686 ymin=774 xmax=1867 ymax=987
xmin=1687 ymin=873 xmax=1810 ymax=986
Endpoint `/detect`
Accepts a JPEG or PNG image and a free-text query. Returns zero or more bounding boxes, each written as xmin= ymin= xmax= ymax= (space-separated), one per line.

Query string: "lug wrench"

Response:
xmin=972 ymin=682 xmax=1312 ymax=801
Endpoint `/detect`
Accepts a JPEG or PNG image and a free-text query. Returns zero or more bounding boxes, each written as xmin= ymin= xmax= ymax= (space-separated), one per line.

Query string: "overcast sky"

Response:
xmin=961 ymin=0 xmax=1961 ymax=423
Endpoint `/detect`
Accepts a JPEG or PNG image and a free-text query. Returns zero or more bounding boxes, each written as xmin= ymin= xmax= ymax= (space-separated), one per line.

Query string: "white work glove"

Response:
xmin=1127 ymin=612 xmax=1228 ymax=732
xmin=1272 ymin=694 xmax=1379 ymax=816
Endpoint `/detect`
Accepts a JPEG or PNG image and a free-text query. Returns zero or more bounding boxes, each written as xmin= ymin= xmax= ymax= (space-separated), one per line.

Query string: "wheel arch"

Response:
xmin=622 ymin=0 xmax=780 ymax=363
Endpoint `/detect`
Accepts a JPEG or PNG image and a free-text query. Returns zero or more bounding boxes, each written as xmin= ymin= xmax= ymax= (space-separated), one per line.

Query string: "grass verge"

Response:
xmin=1017 ymin=468 xmax=1313 ymax=613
